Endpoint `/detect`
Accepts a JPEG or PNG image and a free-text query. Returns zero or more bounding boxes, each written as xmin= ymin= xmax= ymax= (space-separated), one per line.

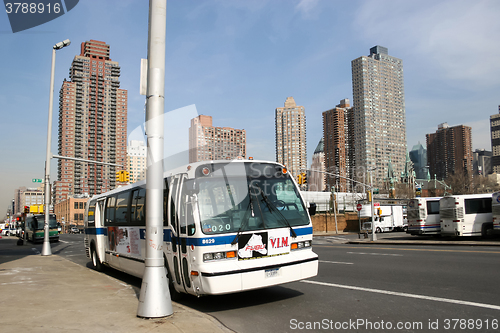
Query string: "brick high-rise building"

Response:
xmin=275 ymin=97 xmax=307 ymax=178
xmin=189 ymin=115 xmax=246 ymax=163
xmin=426 ymin=123 xmax=473 ymax=180
xmin=56 ymin=40 xmax=127 ymax=203
xmin=322 ymin=99 xmax=352 ymax=192
xmin=351 ymin=46 xmax=407 ymax=186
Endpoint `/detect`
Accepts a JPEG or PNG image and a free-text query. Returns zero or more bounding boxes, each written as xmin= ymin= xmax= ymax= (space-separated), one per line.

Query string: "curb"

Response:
xmin=347 ymin=240 xmax=500 ymax=246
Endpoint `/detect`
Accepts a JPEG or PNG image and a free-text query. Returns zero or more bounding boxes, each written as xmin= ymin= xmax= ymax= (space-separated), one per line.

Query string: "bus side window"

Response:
xmin=130 ymin=188 xmax=146 ymax=226
xmin=88 ymin=200 xmax=96 ymax=227
xmin=170 ymin=178 xmax=179 ymax=231
xmin=115 ymin=191 xmax=131 ymax=224
xmin=164 ymin=179 xmax=169 ymax=227
xmin=105 ymin=196 xmax=116 ymax=226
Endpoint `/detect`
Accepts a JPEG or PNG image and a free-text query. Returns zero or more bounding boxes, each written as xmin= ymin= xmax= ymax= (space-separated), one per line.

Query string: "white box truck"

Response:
xmin=361 ymin=205 xmax=405 ymax=233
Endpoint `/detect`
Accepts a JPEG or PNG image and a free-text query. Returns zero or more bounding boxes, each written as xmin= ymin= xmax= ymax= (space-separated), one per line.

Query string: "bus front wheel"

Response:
xmin=91 ymin=246 xmax=104 ymax=272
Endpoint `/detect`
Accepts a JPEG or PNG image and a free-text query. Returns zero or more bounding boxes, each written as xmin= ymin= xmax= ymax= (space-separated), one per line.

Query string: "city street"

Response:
xmin=3 ymin=233 xmax=500 ymax=332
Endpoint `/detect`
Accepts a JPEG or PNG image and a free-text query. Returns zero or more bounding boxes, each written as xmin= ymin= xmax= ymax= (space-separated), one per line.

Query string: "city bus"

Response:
xmin=25 ymin=214 xmax=60 ymax=243
xmin=440 ymin=194 xmax=493 ymax=237
xmin=406 ymin=197 xmax=441 ymax=235
xmin=84 ymin=160 xmax=318 ymax=298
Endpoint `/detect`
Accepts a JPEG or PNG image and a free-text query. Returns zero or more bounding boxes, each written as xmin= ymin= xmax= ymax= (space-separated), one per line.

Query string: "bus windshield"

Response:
xmin=34 ymin=215 xmax=58 ymax=229
xmin=196 ymin=163 xmax=309 ymax=235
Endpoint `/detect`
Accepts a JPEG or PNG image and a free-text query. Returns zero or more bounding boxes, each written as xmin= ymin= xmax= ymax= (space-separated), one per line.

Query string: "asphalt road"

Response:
xmin=6 ymin=233 xmax=500 ymax=333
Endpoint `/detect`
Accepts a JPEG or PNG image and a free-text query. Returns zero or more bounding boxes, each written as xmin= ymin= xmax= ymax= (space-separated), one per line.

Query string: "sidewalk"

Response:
xmin=0 ymin=250 xmax=233 ymax=333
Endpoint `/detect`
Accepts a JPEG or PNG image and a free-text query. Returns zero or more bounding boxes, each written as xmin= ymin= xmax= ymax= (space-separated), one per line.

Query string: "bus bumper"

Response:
xmin=196 ymin=251 xmax=318 ymax=295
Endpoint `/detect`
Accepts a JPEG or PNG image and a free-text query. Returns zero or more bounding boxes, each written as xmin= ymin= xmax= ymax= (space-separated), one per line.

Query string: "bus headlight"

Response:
xmin=203 ymin=250 xmax=237 ymax=262
xmin=291 ymin=241 xmax=312 ymax=251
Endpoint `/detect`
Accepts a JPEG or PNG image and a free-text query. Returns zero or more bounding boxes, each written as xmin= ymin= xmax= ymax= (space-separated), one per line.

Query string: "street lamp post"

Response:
xmin=42 ymin=39 xmax=71 ymax=257
xmin=369 ymin=168 xmax=376 ymax=241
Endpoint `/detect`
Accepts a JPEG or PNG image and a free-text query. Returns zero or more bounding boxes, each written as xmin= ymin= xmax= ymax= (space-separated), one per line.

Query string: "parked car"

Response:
xmin=70 ymin=227 xmax=80 ymax=234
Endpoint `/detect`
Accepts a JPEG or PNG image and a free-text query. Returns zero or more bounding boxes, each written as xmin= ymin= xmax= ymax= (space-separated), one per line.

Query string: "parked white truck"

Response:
xmin=361 ymin=205 xmax=406 ymax=233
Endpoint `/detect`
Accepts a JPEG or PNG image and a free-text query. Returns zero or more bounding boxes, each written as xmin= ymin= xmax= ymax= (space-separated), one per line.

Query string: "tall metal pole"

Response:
xmin=137 ymin=0 xmax=173 ymax=318
xmin=370 ymin=169 xmax=377 ymax=241
xmin=42 ymin=39 xmax=71 ymax=256
xmin=41 ymin=46 xmax=57 ymax=256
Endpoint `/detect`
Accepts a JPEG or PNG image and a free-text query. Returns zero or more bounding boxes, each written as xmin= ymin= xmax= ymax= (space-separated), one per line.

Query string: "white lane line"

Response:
xmin=301 ymin=280 xmax=500 ymax=311
xmin=319 ymin=260 xmax=353 ymax=265
xmin=31 ymin=248 xmax=40 ymax=254
xmin=59 ymin=240 xmax=69 ymax=243
xmin=347 ymin=252 xmax=403 ymax=257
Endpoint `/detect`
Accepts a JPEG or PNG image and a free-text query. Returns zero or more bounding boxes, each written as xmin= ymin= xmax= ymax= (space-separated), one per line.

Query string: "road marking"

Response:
xmin=59 ymin=240 xmax=69 ymax=243
xmin=301 ymin=280 xmax=500 ymax=311
xmin=315 ymin=245 xmax=500 ymax=254
xmin=31 ymin=248 xmax=40 ymax=254
xmin=319 ymin=260 xmax=353 ymax=265
xmin=347 ymin=251 xmax=403 ymax=257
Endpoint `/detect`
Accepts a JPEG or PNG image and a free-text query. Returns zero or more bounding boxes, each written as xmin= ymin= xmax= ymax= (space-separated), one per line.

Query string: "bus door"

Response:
xmin=168 ymin=174 xmax=194 ymax=294
xmin=95 ymin=199 xmax=106 ymax=264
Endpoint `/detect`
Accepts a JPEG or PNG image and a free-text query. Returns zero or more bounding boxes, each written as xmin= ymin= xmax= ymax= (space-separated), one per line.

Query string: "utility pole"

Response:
xmin=137 ymin=0 xmax=173 ymax=318
xmin=42 ymin=39 xmax=71 ymax=256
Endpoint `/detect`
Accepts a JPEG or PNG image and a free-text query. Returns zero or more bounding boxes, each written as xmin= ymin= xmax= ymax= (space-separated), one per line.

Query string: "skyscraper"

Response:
xmin=426 ymin=123 xmax=473 ymax=180
xmin=56 ymin=40 xmax=127 ymax=204
xmin=351 ymin=46 xmax=407 ymax=186
xmin=490 ymin=105 xmax=500 ymax=173
xmin=188 ymin=115 xmax=246 ymax=163
xmin=409 ymin=142 xmax=428 ymax=179
xmin=275 ymin=97 xmax=307 ymax=178
xmin=322 ymin=99 xmax=352 ymax=192
xmin=309 ymin=138 xmax=325 ymax=192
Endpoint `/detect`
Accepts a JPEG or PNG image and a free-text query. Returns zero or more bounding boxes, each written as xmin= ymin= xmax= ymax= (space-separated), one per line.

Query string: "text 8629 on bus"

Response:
xmin=84 ymin=160 xmax=318 ymax=298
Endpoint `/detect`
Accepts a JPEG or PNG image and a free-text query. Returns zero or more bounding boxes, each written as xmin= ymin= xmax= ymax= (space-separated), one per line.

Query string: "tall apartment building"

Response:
xmin=322 ymin=99 xmax=353 ymax=192
xmin=490 ymin=105 xmax=500 ymax=173
xmin=127 ymin=140 xmax=147 ymax=183
xmin=189 ymin=115 xmax=246 ymax=163
xmin=275 ymin=97 xmax=307 ymax=178
xmin=351 ymin=46 xmax=407 ymax=186
xmin=426 ymin=123 xmax=473 ymax=180
xmin=56 ymin=40 xmax=127 ymax=203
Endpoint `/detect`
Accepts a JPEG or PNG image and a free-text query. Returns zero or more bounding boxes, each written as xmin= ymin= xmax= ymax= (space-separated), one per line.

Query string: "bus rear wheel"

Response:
xmin=91 ymin=246 xmax=103 ymax=272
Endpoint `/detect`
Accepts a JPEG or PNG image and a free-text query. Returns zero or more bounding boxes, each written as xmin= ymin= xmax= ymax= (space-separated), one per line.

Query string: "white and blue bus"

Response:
xmin=492 ymin=192 xmax=500 ymax=234
xmin=407 ymin=197 xmax=441 ymax=235
xmin=440 ymin=193 xmax=493 ymax=237
xmin=84 ymin=160 xmax=318 ymax=298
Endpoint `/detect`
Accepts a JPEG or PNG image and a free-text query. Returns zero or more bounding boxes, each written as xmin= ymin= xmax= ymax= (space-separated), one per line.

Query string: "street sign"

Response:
xmin=356 ymin=203 xmax=362 ymax=211
xmin=32 ymin=178 xmax=42 ymax=183
xmin=374 ymin=202 xmax=380 ymax=207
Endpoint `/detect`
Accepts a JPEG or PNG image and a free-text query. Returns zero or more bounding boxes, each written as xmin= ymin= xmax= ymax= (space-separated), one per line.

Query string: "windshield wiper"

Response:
xmin=254 ymin=184 xmax=297 ymax=238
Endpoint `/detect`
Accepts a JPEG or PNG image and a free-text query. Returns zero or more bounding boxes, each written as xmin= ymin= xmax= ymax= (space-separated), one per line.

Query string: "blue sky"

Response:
xmin=1 ymin=0 xmax=500 ymax=216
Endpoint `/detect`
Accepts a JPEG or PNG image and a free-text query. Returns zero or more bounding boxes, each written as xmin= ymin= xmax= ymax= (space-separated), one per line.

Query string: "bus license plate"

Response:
xmin=265 ymin=268 xmax=280 ymax=278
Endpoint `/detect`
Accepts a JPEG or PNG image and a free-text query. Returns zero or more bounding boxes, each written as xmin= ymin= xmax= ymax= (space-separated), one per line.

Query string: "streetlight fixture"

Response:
xmin=42 ymin=39 xmax=71 ymax=257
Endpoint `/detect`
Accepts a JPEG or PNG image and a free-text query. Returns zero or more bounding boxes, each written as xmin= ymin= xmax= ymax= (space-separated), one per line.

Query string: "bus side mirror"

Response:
xmin=308 ymin=203 xmax=317 ymax=216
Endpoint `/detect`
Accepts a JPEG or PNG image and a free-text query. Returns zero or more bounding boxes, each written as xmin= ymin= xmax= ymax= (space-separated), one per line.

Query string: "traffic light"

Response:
xmin=24 ymin=206 xmax=29 ymax=213
xmin=124 ymin=171 xmax=130 ymax=183
xmin=366 ymin=190 xmax=372 ymax=202
xmin=302 ymin=172 xmax=307 ymax=185
xmin=116 ymin=171 xmax=122 ymax=182
xmin=296 ymin=174 xmax=303 ymax=185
